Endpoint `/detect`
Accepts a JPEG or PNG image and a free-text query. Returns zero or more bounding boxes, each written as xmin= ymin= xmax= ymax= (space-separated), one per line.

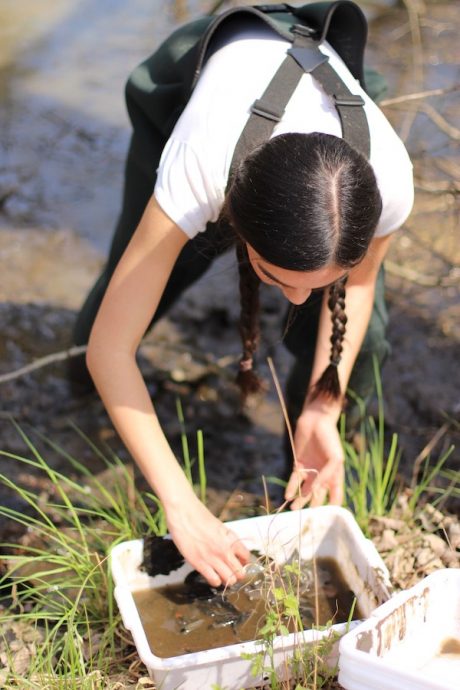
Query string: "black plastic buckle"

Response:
xmin=288 ymin=45 xmax=328 ymax=73
xmin=251 ymin=99 xmax=283 ymax=122
xmin=292 ymin=23 xmax=318 ymax=39
xmin=255 ymin=4 xmax=289 ymax=12
xmin=334 ymin=94 xmax=366 ymax=107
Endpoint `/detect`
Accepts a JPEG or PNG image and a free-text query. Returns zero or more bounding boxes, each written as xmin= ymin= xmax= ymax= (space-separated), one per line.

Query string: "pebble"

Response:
xmin=416 ymin=547 xmax=436 ymax=568
xmin=9 ymin=646 xmax=31 ymax=675
xmin=423 ymin=558 xmax=444 ymax=573
xmin=378 ymin=529 xmax=399 ymax=551
xmin=136 ymin=679 xmax=155 ymax=689
xmin=370 ymin=516 xmax=406 ymax=532
xmin=422 ymin=533 xmax=447 ymax=557
xmin=447 ymin=522 xmax=460 ymax=550
xmin=443 ymin=549 xmax=460 ymax=567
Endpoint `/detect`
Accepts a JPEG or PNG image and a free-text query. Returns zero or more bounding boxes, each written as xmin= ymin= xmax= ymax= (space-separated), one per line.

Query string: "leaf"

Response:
xmin=283 ymin=593 xmax=300 ymax=617
xmin=259 ymin=619 xmax=276 ymax=636
xmin=284 ymin=562 xmax=301 ymax=577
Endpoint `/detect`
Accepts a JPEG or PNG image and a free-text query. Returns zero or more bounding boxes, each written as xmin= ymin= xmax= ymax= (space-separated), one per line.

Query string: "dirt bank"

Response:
xmin=0 ymin=0 xmax=459 ymax=523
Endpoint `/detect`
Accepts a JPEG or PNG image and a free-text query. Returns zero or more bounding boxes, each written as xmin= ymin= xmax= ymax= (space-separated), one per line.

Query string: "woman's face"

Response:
xmin=246 ymin=245 xmax=347 ymax=305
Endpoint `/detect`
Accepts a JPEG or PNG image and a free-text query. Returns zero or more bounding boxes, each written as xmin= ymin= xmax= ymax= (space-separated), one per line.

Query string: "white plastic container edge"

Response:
xmin=338 ymin=568 xmax=460 ymax=690
xmin=111 ymin=505 xmax=392 ymax=690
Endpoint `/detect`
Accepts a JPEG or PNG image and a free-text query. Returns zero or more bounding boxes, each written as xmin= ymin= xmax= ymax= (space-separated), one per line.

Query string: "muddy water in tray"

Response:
xmin=133 ymin=557 xmax=361 ymax=657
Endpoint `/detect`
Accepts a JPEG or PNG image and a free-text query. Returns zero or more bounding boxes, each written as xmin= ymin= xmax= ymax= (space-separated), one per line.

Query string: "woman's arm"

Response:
xmin=87 ymin=196 xmax=250 ymax=585
xmin=286 ymin=233 xmax=393 ymax=508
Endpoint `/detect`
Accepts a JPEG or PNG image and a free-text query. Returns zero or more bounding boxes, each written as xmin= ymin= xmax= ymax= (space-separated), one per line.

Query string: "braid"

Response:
xmin=235 ymin=242 xmax=263 ymax=401
xmin=310 ymin=276 xmax=348 ymax=401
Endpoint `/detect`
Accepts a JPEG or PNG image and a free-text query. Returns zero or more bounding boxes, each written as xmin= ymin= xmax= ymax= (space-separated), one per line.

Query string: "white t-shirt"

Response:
xmin=154 ymin=27 xmax=414 ymax=238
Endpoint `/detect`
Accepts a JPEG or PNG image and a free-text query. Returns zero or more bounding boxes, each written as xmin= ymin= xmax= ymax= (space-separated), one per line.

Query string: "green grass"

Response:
xmin=0 ymin=375 xmax=457 ymax=689
xmin=240 ymin=555 xmax=351 ymax=690
xmin=0 ymin=410 xmax=211 ymax=688
xmin=343 ymin=360 xmax=457 ymax=533
xmin=0 ymin=420 xmax=166 ymax=688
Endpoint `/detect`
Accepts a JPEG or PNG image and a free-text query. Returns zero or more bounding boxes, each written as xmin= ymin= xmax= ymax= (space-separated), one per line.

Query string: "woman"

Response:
xmin=80 ymin=23 xmax=414 ymax=586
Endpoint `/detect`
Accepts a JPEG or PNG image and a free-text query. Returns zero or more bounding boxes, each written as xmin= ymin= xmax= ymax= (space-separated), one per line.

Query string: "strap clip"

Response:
xmin=334 ymin=94 xmax=365 ymax=107
xmin=255 ymin=4 xmax=289 ymax=12
xmin=292 ymin=23 xmax=318 ymax=39
xmin=251 ymin=99 xmax=283 ymax=122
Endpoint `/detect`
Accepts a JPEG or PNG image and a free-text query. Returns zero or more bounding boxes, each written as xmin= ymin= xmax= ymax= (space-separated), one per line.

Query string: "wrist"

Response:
xmin=161 ymin=480 xmax=200 ymax=514
xmin=301 ymin=392 xmax=344 ymax=423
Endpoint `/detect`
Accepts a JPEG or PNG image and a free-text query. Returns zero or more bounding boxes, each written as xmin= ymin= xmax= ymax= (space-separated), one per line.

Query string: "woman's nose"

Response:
xmin=282 ymin=286 xmax=312 ymax=305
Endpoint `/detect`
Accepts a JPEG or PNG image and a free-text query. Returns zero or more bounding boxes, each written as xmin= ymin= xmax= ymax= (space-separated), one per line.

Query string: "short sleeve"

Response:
xmin=374 ymin=152 xmax=414 ymax=237
xmin=154 ymin=137 xmax=224 ymax=239
xmin=364 ymin=101 xmax=415 ymax=238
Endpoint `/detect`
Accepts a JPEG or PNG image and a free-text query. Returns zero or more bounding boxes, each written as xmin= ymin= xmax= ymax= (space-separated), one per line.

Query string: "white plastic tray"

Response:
xmin=339 ymin=568 xmax=460 ymax=690
xmin=111 ymin=506 xmax=391 ymax=690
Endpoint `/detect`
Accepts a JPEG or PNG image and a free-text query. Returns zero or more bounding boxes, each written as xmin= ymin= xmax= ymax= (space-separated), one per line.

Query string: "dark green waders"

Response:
xmin=72 ymin=3 xmax=390 ymax=466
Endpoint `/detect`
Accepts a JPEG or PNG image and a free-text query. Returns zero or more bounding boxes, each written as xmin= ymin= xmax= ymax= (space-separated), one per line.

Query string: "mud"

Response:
xmin=0 ymin=0 xmax=459 ymax=532
xmin=133 ymin=556 xmax=360 ymax=657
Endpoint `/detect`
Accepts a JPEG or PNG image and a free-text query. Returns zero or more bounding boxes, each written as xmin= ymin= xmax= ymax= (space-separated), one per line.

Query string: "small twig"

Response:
xmin=0 ymin=345 xmax=87 ymax=384
xmin=419 ymin=102 xmax=460 ymax=141
xmin=387 ymin=21 xmax=412 ymax=42
xmin=414 ymin=179 xmax=460 ymax=195
xmin=410 ymin=423 xmax=450 ymax=488
xmin=403 ymin=227 xmax=459 ymax=267
xmin=267 ymin=357 xmax=296 ymax=467
xmin=385 ymin=260 xmax=460 ymax=287
xmin=420 ymin=16 xmax=454 ymax=34
xmin=399 ymin=0 xmax=425 ymax=142
xmin=435 ymin=158 xmax=460 ymax=180
xmin=217 ymin=486 xmax=249 ymax=522
xmin=209 ymin=0 xmax=228 ymax=15
xmin=380 ymin=84 xmax=460 ymax=107
xmin=0 ymin=339 xmax=238 ymax=386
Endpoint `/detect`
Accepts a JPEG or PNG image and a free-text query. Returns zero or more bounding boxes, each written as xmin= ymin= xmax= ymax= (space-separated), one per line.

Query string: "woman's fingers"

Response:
xmin=286 ymin=456 xmax=344 ymax=509
xmin=230 ymin=533 xmax=251 ymax=566
xmin=309 ymin=458 xmax=344 ymax=507
xmin=285 ymin=470 xmax=301 ymax=501
xmin=285 ymin=466 xmax=317 ymax=501
xmin=199 ymin=564 xmax=224 ymax=588
xmin=215 ymin=557 xmax=244 ymax=587
xmin=289 ymin=492 xmax=312 ymax=511
xmin=192 ymin=553 xmax=239 ymax=588
xmin=309 ymin=482 xmax=328 ymax=508
xmin=226 ymin=531 xmax=252 ymax=582
xmin=314 ymin=458 xmax=344 ymax=505
xmin=326 ymin=474 xmax=344 ymax=505
xmin=196 ymin=529 xmax=250 ymax=587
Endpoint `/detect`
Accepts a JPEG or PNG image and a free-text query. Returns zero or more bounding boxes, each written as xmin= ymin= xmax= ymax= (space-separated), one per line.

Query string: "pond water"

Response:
xmin=133 ymin=556 xmax=360 ymax=657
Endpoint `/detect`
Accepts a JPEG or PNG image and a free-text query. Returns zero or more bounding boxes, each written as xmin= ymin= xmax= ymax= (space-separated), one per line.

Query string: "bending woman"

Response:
xmin=77 ymin=23 xmax=414 ymax=586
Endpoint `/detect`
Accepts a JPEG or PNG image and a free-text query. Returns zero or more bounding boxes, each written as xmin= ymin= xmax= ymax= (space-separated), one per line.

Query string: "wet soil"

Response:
xmin=364 ymin=0 xmax=460 ymax=487
xmin=0 ymin=0 xmax=458 ymax=611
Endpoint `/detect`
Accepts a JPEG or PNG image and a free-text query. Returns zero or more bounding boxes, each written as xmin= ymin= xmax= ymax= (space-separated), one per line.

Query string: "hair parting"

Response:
xmin=223 ymin=132 xmax=382 ymax=405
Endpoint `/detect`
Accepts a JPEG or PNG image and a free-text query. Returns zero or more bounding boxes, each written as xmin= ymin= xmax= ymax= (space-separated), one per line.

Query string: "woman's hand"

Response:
xmin=283 ymin=235 xmax=393 ymax=512
xmin=285 ymin=401 xmax=344 ymax=510
xmin=165 ymin=493 xmax=251 ymax=587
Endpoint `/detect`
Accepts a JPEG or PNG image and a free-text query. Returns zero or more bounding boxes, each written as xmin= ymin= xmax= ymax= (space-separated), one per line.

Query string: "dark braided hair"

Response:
xmin=235 ymin=241 xmax=263 ymax=399
xmin=310 ymin=275 xmax=348 ymax=401
xmin=223 ymin=132 xmax=383 ymax=403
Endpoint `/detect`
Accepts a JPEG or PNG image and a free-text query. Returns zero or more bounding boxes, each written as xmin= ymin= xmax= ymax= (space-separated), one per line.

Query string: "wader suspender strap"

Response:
xmin=228 ymin=24 xmax=370 ymax=184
